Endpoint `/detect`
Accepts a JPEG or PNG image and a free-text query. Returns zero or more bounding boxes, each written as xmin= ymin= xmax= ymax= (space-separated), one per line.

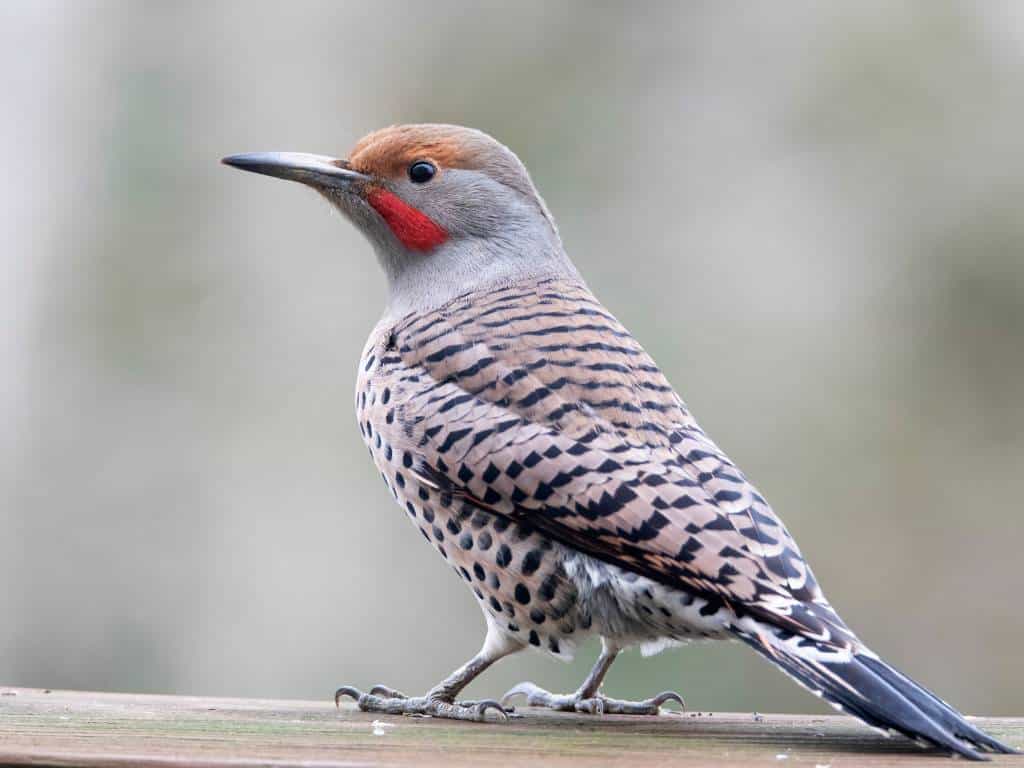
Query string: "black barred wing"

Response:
xmin=378 ymin=279 xmax=854 ymax=644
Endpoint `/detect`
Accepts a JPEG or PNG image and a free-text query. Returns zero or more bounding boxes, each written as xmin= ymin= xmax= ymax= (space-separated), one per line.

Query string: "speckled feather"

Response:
xmin=226 ymin=123 xmax=1012 ymax=756
xmin=355 ymin=276 xmax=858 ymax=655
xmin=348 ymin=255 xmax=1014 ymax=756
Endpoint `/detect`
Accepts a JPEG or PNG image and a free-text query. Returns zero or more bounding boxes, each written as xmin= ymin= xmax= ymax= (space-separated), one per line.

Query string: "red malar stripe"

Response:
xmin=368 ymin=188 xmax=448 ymax=252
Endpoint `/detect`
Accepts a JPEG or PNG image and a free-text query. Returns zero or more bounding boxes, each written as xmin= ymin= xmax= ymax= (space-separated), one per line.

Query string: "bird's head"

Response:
xmin=224 ymin=124 xmax=576 ymax=316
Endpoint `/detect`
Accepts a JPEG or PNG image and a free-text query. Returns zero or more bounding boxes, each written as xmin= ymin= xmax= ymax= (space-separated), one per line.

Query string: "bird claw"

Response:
xmin=648 ymin=690 xmax=686 ymax=710
xmin=502 ymin=681 xmax=684 ymax=716
xmin=369 ymin=684 xmax=408 ymax=699
xmin=334 ymin=686 xmax=364 ymax=707
xmin=501 ymin=682 xmax=554 ymax=707
xmin=333 ymin=684 xmax=513 ymax=722
xmin=468 ymin=698 xmax=513 ymax=721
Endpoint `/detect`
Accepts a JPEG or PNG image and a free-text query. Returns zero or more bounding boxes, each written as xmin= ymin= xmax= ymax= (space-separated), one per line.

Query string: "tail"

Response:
xmin=733 ymin=624 xmax=1016 ymax=760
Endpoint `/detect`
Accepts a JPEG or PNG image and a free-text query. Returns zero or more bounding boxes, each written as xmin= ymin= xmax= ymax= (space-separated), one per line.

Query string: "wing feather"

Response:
xmin=379 ymin=279 xmax=853 ymax=645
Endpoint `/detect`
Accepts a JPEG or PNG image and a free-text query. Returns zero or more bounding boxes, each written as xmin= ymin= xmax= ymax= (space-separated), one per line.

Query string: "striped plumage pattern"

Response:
xmin=356 ymin=277 xmax=1012 ymax=760
xmin=224 ymin=122 xmax=1013 ymax=759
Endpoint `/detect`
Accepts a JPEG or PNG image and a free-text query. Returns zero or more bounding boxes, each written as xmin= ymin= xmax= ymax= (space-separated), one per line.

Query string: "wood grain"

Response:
xmin=0 ymin=687 xmax=1019 ymax=767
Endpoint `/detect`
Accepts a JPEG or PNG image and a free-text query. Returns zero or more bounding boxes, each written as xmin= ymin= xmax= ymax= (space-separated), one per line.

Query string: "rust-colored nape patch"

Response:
xmin=347 ymin=124 xmax=489 ymax=180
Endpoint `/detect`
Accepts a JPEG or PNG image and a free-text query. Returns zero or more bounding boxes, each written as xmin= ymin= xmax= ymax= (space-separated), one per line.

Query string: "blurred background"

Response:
xmin=2 ymin=1 xmax=1022 ymax=716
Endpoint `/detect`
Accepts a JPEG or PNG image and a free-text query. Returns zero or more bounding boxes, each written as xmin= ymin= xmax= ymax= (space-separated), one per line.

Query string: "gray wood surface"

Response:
xmin=0 ymin=687 xmax=1019 ymax=767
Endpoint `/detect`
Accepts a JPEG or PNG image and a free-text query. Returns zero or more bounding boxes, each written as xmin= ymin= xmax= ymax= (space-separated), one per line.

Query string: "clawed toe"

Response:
xmin=596 ymin=689 xmax=685 ymax=715
xmin=333 ymin=684 xmax=512 ymax=722
xmin=334 ymin=685 xmax=365 ymax=707
xmin=337 ymin=676 xmax=675 ymax=721
xmin=500 ymin=681 xmax=546 ymax=707
xmin=369 ymin=684 xmax=408 ymax=699
xmin=470 ymin=699 xmax=512 ymax=721
xmin=648 ymin=690 xmax=686 ymax=709
xmin=501 ymin=681 xmax=584 ymax=712
xmin=502 ymin=681 xmax=685 ymax=716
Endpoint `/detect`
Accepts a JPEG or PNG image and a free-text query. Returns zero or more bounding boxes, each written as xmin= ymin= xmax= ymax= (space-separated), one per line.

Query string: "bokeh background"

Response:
xmin=2 ymin=2 xmax=1022 ymax=716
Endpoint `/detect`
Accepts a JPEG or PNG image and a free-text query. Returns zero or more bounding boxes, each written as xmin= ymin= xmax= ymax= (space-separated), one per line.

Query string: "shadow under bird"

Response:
xmin=223 ymin=124 xmax=1015 ymax=760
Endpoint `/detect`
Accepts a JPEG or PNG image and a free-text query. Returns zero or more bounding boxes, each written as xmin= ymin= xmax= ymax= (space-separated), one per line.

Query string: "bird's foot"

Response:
xmin=335 ymin=685 xmax=513 ymax=722
xmin=502 ymin=681 xmax=684 ymax=715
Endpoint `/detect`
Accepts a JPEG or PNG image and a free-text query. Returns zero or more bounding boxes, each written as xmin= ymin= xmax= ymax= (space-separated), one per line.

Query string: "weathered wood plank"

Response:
xmin=0 ymin=687 xmax=1019 ymax=767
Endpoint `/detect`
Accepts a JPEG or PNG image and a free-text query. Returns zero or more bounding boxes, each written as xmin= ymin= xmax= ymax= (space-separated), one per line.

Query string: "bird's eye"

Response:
xmin=408 ymin=161 xmax=436 ymax=184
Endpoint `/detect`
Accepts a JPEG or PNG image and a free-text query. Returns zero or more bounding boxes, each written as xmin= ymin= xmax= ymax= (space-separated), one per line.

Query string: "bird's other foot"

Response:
xmin=502 ymin=681 xmax=684 ymax=715
xmin=335 ymin=685 xmax=512 ymax=722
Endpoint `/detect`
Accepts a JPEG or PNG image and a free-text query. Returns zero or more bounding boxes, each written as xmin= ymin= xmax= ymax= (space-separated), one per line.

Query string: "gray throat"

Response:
xmin=379 ymin=227 xmax=581 ymax=321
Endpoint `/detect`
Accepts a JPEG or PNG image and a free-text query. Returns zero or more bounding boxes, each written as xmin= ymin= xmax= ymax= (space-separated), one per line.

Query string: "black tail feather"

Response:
xmin=857 ymin=655 xmax=1015 ymax=755
xmin=736 ymin=630 xmax=1016 ymax=761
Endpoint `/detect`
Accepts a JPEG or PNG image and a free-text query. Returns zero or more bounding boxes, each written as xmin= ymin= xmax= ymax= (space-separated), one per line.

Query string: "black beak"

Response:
xmin=221 ymin=152 xmax=370 ymax=189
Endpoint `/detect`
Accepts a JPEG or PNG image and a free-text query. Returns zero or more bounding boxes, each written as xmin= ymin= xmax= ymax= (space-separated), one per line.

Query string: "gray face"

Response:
xmin=395 ymin=167 xmax=551 ymax=241
xmin=223 ymin=128 xmax=579 ymax=317
xmin=319 ymin=166 xmax=531 ymax=252
xmin=319 ymin=161 xmax=573 ymax=311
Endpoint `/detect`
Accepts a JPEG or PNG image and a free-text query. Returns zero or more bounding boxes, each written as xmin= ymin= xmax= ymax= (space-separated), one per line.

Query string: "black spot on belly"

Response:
xmin=538 ymin=574 xmax=557 ymax=601
xmin=529 ymin=608 xmax=545 ymax=624
xmin=473 ymin=563 xmax=485 ymax=581
xmin=477 ymin=531 xmax=492 ymax=551
xmin=459 ymin=533 xmax=473 ymax=550
xmin=514 ymin=584 xmax=531 ymax=605
xmin=528 ymin=630 xmax=540 ymax=646
xmin=548 ymin=637 xmax=560 ymax=654
xmin=496 ymin=544 xmax=512 ymax=568
xmin=489 ymin=596 xmax=502 ymax=613
xmin=521 ymin=549 xmax=543 ymax=576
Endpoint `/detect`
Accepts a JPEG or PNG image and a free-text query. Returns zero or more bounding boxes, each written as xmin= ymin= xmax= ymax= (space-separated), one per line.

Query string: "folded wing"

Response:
xmin=380 ymin=280 xmax=852 ymax=646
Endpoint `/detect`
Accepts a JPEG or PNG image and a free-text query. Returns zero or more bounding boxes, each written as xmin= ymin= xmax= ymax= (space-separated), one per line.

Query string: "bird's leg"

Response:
xmin=502 ymin=639 xmax=685 ymax=715
xmin=335 ymin=622 xmax=523 ymax=721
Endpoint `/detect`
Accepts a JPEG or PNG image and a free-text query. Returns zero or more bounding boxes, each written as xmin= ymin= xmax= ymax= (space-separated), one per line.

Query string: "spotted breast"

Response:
xmin=353 ymin=277 xmax=819 ymax=658
xmin=229 ymin=122 xmax=1013 ymax=756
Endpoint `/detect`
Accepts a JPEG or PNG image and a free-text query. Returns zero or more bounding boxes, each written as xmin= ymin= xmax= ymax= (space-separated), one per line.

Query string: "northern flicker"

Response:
xmin=223 ymin=125 xmax=1014 ymax=759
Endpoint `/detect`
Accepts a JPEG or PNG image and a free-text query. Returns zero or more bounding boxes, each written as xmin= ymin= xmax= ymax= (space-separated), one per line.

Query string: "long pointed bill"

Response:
xmin=221 ymin=152 xmax=369 ymax=189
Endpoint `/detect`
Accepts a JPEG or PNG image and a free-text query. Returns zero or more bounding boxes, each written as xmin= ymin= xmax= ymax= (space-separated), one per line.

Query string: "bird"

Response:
xmin=223 ymin=124 xmax=1015 ymax=760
